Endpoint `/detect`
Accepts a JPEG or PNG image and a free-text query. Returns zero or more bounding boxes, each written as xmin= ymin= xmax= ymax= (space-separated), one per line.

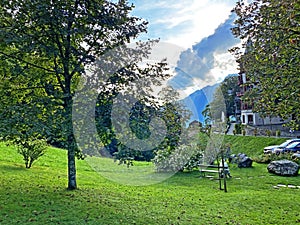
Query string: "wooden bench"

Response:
xmin=199 ymin=159 xmax=228 ymax=192
xmin=199 ymin=164 xmax=220 ymax=178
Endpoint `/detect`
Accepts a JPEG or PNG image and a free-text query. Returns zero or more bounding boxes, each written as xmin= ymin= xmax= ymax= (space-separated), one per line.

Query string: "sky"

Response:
xmin=128 ymin=0 xmax=241 ymax=97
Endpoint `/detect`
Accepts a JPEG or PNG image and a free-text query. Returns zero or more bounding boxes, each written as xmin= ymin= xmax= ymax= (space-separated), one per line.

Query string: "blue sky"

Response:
xmin=128 ymin=0 xmax=240 ymax=96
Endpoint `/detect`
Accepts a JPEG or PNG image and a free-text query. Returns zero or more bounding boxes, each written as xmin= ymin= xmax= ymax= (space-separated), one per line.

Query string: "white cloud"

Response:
xmin=129 ymin=0 xmax=240 ymax=95
xmin=130 ymin=0 xmax=237 ymax=48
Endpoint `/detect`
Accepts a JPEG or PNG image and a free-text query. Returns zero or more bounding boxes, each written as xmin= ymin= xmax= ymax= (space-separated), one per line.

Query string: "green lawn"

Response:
xmin=223 ymin=135 xmax=288 ymax=156
xmin=1 ymin=140 xmax=300 ymax=225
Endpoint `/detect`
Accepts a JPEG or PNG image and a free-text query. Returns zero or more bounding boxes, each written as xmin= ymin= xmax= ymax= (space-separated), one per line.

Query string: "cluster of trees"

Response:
xmin=230 ymin=0 xmax=300 ymax=129
xmin=0 ymin=0 xmax=184 ymax=189
xmin=208 ymin=75 xmax=240 ymax=122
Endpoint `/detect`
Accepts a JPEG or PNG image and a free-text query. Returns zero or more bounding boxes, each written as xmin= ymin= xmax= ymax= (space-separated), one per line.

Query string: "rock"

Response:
xmin=238 ymin=156 xmax=253 ymax=168
xmin=267 ymin=160 xmax=299 ymax=176
xmin=229 ymin=153 xmax=253 ymax=168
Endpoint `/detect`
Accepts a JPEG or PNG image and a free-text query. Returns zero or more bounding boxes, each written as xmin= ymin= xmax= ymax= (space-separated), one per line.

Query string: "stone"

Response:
xmin=238 ymin=156 xmax=253 ymax=168
xmin=229 ymin=153 xmax=253 ymax=168
xmin=267 ymin=160 xmax=299 ymax=176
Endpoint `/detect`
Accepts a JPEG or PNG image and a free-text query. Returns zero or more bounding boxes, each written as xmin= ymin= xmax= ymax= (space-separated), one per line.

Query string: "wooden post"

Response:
xmin=217 ymin=157 xmax=222 ymax=190
xmin=221 ymin=152 xmax=227 ymax=192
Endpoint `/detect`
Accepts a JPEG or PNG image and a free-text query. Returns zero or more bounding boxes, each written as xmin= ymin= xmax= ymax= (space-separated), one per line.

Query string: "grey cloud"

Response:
xmin=169 ymin=13 xmax=239 ymax=90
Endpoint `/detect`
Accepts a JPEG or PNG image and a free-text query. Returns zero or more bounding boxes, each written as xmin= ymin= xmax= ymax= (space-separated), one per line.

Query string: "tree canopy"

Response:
xmin=231 ymin=0 xmax=300 ymax=129
xmin=0 ymin=0 xmax=174 ymax=189
xmin=209 ymin=75 xmax=239 ymax=120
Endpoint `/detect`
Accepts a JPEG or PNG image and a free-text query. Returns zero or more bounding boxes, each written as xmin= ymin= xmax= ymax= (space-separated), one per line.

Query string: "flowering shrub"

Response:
xmin=152 ymin=143 xmax=203 ymax=172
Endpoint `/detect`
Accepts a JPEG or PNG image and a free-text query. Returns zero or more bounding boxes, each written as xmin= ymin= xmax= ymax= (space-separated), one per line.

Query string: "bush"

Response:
xmin=265 ymin=129 xmax=272 ymax=137
xmin=253 ymin=153 xmax=295 ymax=164
xmin=234 ymin=124 xmax=242 ymax=134
xmin=12 ymin=138 xmax=47 ymax=168
xmin=152 ymin=143 xmax=203 ymax=172
xmin=253 ymin=128 xmax=258 ymax=136
xmin=242 ymin=129 xmax=246 ymax=136
xmin=276 ymin=130 xmax=281 ymax=137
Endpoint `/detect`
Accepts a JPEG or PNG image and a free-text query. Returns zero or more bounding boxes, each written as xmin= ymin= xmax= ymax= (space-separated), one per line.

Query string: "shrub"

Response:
xmin=276 ymin=130 xmax=281 ymax=137
xmin=12 ymin=138 xmax=47 ymax=168
xmin=233 ymin=129 xmax=236 ymax=135
xmin=253 ymin=153 xmax=294 ymax=164
xmin=265 ymin=129 xmax=271 ymax=137
xmin=253 ymin=128 xmax=258 ymax=136
xmin=152 ymin=143 xmax=203 ymax=172
xmin=242 ymin=129 xmax=246 ymax=136
xmin=234 ymin=124 xmax=242 ymax=134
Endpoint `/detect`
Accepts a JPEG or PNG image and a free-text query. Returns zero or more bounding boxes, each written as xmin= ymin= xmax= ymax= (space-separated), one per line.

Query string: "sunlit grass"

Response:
xmin=1 ymin=140 xmax=300 ymax=224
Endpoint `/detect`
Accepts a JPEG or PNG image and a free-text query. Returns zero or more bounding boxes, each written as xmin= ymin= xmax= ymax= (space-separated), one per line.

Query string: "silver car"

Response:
xmin=264 ymin=139 xmax=300 ymax=154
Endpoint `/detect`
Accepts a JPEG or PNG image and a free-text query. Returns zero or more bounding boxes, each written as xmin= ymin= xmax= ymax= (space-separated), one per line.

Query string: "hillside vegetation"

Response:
xmin=224 ymin=135 xmax=288 ymax=156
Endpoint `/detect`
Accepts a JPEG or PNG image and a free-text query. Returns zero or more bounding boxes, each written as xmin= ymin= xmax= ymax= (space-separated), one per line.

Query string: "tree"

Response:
xmin=219 ymin=75 xmax=240 ymax=117
xmin=12 ymin=137 xmax=47 ymax=169
xmin=231 ymin=0 xmax=300 ymax=129
xmin=0 ymin=0 xmax=152 ymax=189
xmin=94 ymin=82 xmax=186 ymax=165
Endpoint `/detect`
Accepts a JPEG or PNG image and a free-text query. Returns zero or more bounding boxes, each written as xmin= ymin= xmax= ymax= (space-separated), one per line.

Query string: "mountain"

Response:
xmin=182 ymin=83 xmax=219 ymax=124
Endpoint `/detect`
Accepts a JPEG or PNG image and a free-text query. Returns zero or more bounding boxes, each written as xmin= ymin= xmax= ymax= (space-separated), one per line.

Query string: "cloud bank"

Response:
xmin=168 ymin=13 xmax=240 ymax=95
xmin=129 ymin=0 xmax=237 ymax=48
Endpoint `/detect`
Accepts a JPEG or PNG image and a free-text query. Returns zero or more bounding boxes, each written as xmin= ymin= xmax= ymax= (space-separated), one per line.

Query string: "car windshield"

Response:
xmin=279 ymin=139 xmax=300 ymax=147
xmin=279 ymin=140 xmax=293 ymax=147
xmin=286 ymin=142 xmax=300 ymax=148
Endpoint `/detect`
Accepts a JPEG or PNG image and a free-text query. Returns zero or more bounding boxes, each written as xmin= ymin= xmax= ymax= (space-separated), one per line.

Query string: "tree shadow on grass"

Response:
xmin=0 ymin=164 xmax=27 ymax=172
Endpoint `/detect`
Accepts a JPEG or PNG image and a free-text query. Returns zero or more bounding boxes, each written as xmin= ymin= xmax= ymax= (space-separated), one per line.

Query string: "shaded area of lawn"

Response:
xmin=1 ymin=142 xmax=300 ymax=224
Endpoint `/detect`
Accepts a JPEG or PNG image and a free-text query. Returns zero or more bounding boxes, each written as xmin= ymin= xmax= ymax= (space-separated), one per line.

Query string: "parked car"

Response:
xmin=280 ymin=141 xmax=300 ymax=153
xmin=264 ymin=145 xmax=280 ymax=154
xmin=264 ymin=139 xmax=300 ymax=154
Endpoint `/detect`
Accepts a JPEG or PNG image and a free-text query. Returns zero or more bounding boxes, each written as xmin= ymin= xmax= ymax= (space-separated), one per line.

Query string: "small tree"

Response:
xmin=13 ymin=138 xmax=47 ymax=168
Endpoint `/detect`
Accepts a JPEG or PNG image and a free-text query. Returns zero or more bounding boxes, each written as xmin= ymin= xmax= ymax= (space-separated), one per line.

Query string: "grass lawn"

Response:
xmin=1 ymin=140 xmax=300 ymax=225
xmin=224 ymin=135 xmax=288 ymax=156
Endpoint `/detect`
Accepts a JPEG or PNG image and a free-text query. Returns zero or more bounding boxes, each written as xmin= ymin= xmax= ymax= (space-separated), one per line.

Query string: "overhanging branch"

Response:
xmin=0 ymin=51 xmax=56 ymax=73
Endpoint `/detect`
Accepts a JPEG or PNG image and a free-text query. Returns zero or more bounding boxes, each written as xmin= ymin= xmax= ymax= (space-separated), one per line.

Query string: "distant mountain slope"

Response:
xmin=182 ymin=83 xmax=219 ymax=124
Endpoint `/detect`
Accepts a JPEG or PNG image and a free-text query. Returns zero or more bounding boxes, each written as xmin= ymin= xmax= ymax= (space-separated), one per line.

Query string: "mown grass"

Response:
xmin=224 ymin=135 xmax=288 ymax=156
xmin=1 ymin=139 xmax=300 ymax=225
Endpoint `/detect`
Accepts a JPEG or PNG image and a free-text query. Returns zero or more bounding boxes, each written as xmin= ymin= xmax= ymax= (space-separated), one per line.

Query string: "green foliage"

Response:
xmin=265 ymin=129 xmax=272 ymax=137
xmin=253 ymin=128 xmax=258 ymax=136
xmin=209 ymin=87 xmax=226 ymax=122
xmin=234 ymin=123 xmax=242 ymax=134
xmin=0 ymin=0 xmax=165 ymax=189
xmin=231 ymin=0 xmax=300 ymax=130
xmin=152 ymin=143 xmax=203 ymax=172
xmin=11 ymin=138 xmax=47 ymax=168
xmin=276 ymin=130 xmax=281 ymax=137
xmin=253 ymin=153 xmax=297 ymax=164
xmin=95 ymin=88 xmax=186 ymax=164
xmin=210 ymin=75 xmax=240 ymax=118
xmin=242 ymin=129 xmax=246 ymax=136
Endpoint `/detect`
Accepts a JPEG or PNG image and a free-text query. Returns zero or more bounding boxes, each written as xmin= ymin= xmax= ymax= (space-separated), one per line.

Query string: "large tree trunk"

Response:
xmin=65 ymin=96 xmax=77 ymax=190
xmin=67 ymin=139 xmax=77 ymax=190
